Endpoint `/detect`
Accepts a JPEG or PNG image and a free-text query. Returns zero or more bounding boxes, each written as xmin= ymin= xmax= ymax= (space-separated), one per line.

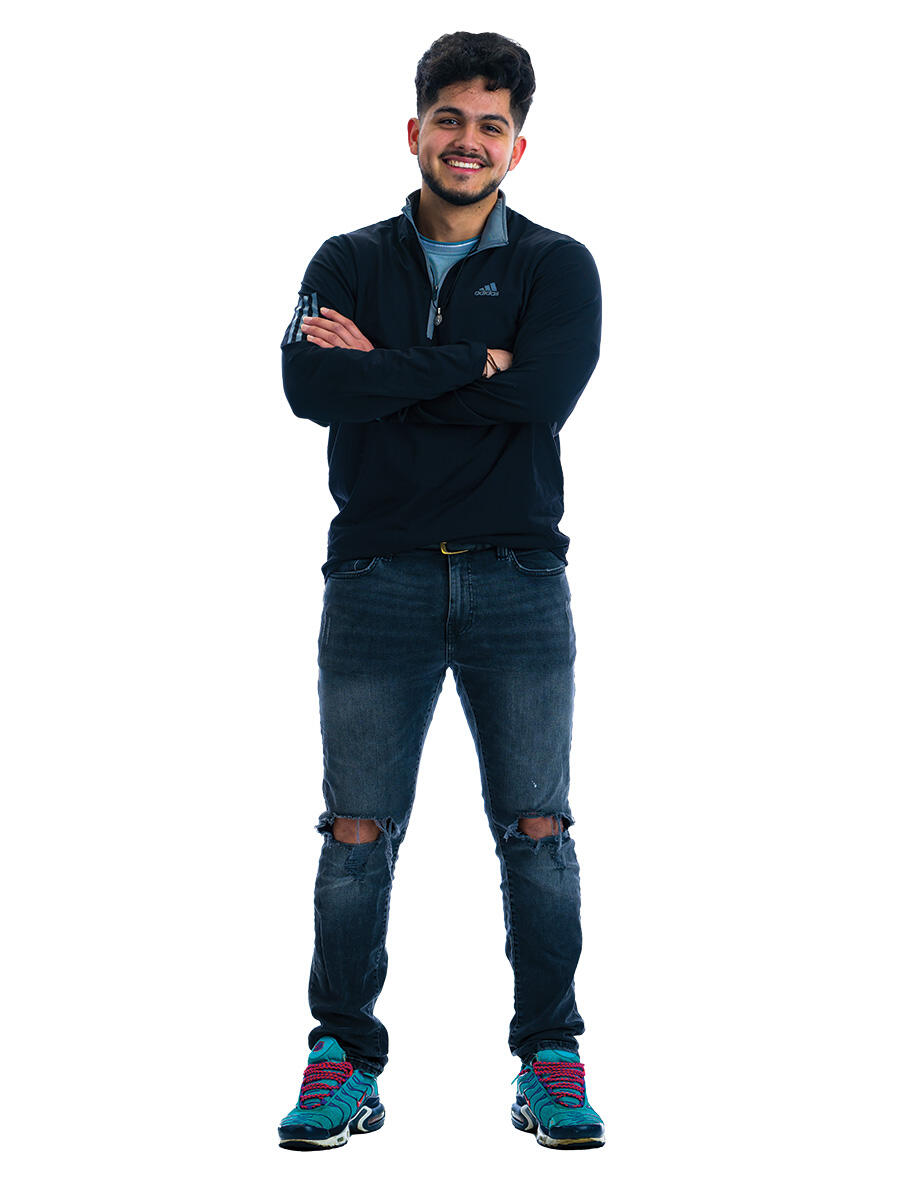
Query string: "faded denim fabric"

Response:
xmin=306 ymin=544 xmax=586 ymax=1075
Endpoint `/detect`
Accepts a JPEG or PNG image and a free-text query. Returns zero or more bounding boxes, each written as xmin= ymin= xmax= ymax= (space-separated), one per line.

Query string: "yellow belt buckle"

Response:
xmin=440 ymin=541 xmax=469 ymax=555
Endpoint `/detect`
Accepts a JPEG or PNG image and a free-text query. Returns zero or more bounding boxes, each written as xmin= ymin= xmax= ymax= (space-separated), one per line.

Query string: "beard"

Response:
xmin=418 ymin=156 xmax=506 ymax=207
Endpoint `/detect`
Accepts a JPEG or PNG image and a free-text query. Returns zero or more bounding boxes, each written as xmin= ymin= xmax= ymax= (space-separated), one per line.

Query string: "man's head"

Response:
xmin=408 ymin=32 xmax=534 ymax=208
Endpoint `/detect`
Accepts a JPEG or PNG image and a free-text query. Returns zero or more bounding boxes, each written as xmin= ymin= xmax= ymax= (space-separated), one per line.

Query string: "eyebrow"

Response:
xmin=432 ymin=106 xmax=510 ymax=129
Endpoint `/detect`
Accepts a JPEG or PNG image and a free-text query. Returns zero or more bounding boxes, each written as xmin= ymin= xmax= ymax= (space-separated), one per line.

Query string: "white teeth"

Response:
xmin=445 ymin=159 xmax=481 ymax=170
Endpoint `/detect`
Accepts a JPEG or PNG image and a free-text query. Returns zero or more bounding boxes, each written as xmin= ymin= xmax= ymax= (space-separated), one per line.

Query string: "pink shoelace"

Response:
xmin=531 ymin=1060 xmax=586 ymax=1107
xmin=298 ymin=1060 xmax=353 ymax=1108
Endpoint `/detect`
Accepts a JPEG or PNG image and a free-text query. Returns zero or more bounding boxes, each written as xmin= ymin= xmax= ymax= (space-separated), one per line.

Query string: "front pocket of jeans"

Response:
xmin=509 ymin=548 xmax=567 ymax=576
xmin=325 ymin=555 xmax=382 ymax=580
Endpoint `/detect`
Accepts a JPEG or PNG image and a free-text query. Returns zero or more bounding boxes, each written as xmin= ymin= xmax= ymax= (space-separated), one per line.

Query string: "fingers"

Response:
xmin=319 ymin=307 xmax=354 ymax=332
xmin=304 ymin=308 xmax=356 ymax=339
xmin=300 ymin=309 xmax=372 ymax=351
xmin=299 ymin=315 xmax=353 ymax=348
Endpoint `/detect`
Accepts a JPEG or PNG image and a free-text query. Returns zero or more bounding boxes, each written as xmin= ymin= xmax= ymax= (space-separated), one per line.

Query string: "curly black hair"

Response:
xmin=415 ymin=32 xmax=536 ymax=136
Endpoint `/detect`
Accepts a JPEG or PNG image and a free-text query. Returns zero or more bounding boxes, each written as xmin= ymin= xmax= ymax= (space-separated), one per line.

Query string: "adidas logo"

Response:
xmin=474 ymin=282 xmax=500 ymax=296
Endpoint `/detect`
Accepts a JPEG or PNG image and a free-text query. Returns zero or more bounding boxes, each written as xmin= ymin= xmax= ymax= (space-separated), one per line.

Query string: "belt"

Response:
xmin=418 ymin=541 xmax=497 ymax=554
xmin=428 ymin=540 xmax=496 ymax=555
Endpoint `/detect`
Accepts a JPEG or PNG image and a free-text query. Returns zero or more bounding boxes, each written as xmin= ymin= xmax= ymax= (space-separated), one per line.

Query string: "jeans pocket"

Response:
xmin=324 ymin=555 xmax=383 ymax=580
xmin=508 ymin=548 xmax=567 ymax=577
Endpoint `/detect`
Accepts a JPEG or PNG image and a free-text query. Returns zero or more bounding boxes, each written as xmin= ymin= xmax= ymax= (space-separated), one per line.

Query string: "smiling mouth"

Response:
xmin=442 ymin=158 xmax=485 ymax=172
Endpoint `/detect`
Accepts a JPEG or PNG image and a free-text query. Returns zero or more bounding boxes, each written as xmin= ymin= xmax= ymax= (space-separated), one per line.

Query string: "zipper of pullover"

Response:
xmin=408 ymin=247 xmax=438 ymax=337
xmin=411 ymin=241 xmax=483 ymax=341
xmin=402 ymin=189 xmax=508 ymax=341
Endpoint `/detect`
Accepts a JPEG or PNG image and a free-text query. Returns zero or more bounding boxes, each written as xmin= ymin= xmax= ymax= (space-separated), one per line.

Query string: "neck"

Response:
xmin=415 ymin=186 xmax=499 ymax=242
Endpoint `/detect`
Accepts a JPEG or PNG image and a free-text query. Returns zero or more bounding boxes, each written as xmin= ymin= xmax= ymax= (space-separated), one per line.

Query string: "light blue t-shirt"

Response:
xmin=418 ymin=235 xmax=479 ymax=338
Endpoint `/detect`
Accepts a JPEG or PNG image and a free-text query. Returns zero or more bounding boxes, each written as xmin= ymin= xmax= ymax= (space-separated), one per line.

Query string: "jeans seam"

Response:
xmin=459 ymin=557 xmax=476 ymax=637
xmin=372 ymin=881 xmax=391 ymax=1058
xmin=454 ymin=670 xmax=522 ymax=1041
xmin=370 ymin=673 xmax=442 ymax=1060
xmin=413 ymin=674 xmax=446 ymax=783
xmin=503 ymin=841 xmax=522 ymax=1043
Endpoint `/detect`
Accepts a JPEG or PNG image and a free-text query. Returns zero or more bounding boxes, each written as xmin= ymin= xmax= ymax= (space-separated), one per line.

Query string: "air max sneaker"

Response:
xmin=511 ymin=1048 xmax=605 ymax=1149
xmin=278 ymin=1036 xmax=385 ymax=1151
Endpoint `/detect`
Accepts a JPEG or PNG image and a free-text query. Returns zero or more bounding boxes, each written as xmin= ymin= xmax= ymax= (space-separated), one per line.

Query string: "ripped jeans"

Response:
xmin=307 ymin=543 xmax=585 ymax=1076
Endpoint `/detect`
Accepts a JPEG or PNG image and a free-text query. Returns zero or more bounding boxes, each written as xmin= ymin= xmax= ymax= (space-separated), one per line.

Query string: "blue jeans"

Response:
xmin=307 ymin=543 xmax=585 ymax=1075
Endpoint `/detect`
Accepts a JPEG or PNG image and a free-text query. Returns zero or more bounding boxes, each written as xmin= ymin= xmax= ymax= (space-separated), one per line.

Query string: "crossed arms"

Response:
xmin=281 ymin=236 xmax=601 ymax=433
xmin=300 ymin=308 xmax=513 ymax=381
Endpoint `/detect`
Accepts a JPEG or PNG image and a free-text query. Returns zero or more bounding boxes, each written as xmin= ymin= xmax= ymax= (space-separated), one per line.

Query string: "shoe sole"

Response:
xmin=278 ymin=1101 xmax=385 ymax=1151
xmin=511 ymin=1097 xmax=605 ymax=1150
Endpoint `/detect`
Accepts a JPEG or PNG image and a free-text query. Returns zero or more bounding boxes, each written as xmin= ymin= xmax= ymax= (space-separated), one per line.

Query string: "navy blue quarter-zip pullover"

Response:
xmin=281 ymin=189 xmax=601 ymax=578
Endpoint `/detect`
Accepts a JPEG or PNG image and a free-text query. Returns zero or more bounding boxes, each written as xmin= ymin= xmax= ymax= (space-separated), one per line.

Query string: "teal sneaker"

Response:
xmin=278 ymin=1036 xmax=385 ymax=1151
xmin=511 ymin=1048 xmax=605 ymax=1149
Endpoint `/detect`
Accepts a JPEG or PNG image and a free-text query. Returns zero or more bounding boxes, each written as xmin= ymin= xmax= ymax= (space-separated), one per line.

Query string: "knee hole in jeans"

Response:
xmin=517 ymin=816 xmax=570 ymax=839
xmin=332 ymin=817 xmax=381 ymax=844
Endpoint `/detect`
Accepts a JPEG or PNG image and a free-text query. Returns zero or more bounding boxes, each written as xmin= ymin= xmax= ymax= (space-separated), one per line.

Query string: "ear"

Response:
xmin=507 ymin=136 xmax=527 ymax=171
xmin=407 ymin=117 xmax=420 ymax=155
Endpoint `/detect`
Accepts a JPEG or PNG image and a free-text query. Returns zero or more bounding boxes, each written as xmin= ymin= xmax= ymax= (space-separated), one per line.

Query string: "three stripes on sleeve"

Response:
xmin=282 ymin=291 xmax=320 ymax=348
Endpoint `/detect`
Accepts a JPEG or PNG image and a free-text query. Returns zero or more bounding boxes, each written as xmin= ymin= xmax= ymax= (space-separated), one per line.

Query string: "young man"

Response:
xmin=277 ymin=32 xmax=604 ymax=1151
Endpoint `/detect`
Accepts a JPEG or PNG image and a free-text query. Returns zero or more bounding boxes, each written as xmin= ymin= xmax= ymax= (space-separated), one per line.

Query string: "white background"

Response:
xmin=2 ymin=1 xmax=898 ymax=1195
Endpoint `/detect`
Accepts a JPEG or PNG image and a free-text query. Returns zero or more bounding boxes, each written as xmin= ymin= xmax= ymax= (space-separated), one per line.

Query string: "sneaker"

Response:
xmin=278 ymin=1036 xmax=385 ymax=1151
xmin=511 ymin=1048 xmax=605 ymax=1149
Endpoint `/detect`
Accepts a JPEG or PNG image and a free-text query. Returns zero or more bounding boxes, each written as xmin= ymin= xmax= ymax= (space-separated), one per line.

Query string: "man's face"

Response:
xmin=408 ymin=76 xmax=526 ymax=207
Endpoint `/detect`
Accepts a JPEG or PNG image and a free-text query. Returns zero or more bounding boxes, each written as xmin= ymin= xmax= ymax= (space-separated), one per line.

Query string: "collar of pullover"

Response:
xmin=400 ymin=188 xmax=509 ymax=254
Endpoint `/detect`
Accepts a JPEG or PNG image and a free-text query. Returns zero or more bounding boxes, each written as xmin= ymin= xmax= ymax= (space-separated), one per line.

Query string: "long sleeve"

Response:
xmin=389 ymin=241 xmax=601 ymax=434
xmin=281 ymin=235 xmax=487 ymax=427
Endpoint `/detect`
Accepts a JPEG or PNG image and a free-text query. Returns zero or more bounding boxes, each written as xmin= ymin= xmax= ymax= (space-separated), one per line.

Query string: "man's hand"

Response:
xmin=300 ymin=307 xmax=374 ymax=352
xmin=484 ymin=348 xmax=513 ymax=378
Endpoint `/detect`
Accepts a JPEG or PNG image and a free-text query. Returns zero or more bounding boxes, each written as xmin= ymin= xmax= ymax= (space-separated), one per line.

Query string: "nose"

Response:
xmin=450 ymin=142 xmax=484 ymax=161
xmin=450 ymin=124 xmax=486 ymax=159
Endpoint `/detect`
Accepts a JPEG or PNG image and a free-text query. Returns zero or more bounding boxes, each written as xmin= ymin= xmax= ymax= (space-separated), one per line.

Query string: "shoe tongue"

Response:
xmin=534 ymin=1049 xmax=580 ymax=1063
xmin=308 ymin=1036 xmax=347 ymax=1064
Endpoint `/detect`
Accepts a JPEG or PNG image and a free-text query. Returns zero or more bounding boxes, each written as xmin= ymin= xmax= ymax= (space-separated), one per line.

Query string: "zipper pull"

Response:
xmin=435 ymin=307 xmax=442 ymax=326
